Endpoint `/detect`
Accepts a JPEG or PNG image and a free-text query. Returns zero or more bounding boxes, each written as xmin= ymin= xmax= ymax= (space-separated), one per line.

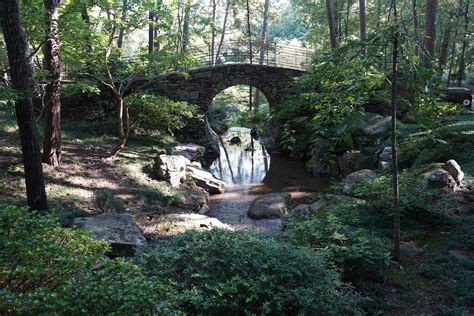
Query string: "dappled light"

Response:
xmin=1 ymin=0 xmax=473 ymax=313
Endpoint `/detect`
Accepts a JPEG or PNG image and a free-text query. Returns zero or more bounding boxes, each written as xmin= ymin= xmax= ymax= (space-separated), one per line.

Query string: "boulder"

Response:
xmin=73 ymin=213 xmax=146 ymax=257
xmin=400 ymin=241 xmax=424 ymax=258
xmin=361 ymin=112 xmax=391 ymax=136
xmin=379 ymin=146 xmax=392 ymax=170
xmin=443 ymin=159 xmax=464 ymax=185
xmin=171 ymin=144 xmax=205 ymax=161
xmin=424 ymin=169 xmax=457 ymax=190
xmin=339 ymin=151 xmax=365 ymax=176
xmin=248 ymin=193 xmax=291 ymax=219
xmin=186 ymin=165 xmax=226 ymax=194
xmin=229 ymin=136 xmax=242 ymax=144
xmin=154 ymin=154 xmax=190 ymax=188
xmin=342 ymin=169 xmax=377 ymax=195
xmin=155 ymin=213 xmax=231 ymax=234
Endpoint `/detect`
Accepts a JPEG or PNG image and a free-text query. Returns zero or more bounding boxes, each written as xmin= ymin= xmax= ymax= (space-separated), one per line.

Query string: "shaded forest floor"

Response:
xmin=0 ymin=107 xmax=207 ymax=238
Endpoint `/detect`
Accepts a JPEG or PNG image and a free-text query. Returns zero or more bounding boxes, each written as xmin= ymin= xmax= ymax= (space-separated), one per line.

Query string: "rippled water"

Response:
xmin=207 ymin=127 xmax=330 ymax=232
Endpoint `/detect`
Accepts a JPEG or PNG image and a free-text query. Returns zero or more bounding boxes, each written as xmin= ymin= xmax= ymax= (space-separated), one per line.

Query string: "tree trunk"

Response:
xmin=326 ymin=0 xmax=337 ymax=49
xmin=423 ymin=0 xmax=437 ymax=68
xmin=148 ymin=10 xmax=155 ymax=54
xmin=117 ymin=0 xmax=129 ymax=48
xmin=215 ymin=0 xmax=231 ymax=65
xmin=359 ymin=0 xmax=366 ymax=56
xmin=1 ymin=0 xmax=49 ymax=211
xmin=246 ymin=0 xmax=253 ymax=64
xmin=154 ymin=0 xmax=162 ymax=51
xmin=457 ymin=0 xmax=470 ymax=84
xmin=255 ymin=0 xmax=270 ymax=112
xmin=412 ymin=0 xmax=419 ymax=55
xmin=109 ymin=94 xmax=128 ymax=158
xmin=447 ymin=0 xmax=463 ymax=86
xmin=390 ymin=0 xmax=401 ymax=262
xmin=42 ymin=0 xmax=62 ymax=167
xmin=210 ymin=0 xmax=216 ymax=66
xmin=438 ymin=21 xmax=451 ymax=68
xmin=345 ymin=0 xmax=352 ymax=38
xmin=181 ymin=0 xmax=191 ymax=52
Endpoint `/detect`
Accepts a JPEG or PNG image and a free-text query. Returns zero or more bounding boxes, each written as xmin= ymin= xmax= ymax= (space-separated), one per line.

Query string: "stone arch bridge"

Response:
xmin=132 ymin=63 xmax=304 ymax=112
xmin=130 ymin=63 xmax=305 ymax=157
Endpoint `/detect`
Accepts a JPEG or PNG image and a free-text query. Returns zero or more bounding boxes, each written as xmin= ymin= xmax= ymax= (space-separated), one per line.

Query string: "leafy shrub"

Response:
xmin=137 ymin=229 xmax=363 ymax=315
xmin=276 ymin=45 xmax=385 ymax=164
xmin=408 ymin=97 xmax=459 ymax=130
xmin=284 ymin=207 xmax=392 ymax=270
xmin=126 ymin=93 xmax=198 ymax=135
xmin=352 ymin=171 xmax=454 ymax=221
xmin=0 ymin=204 xmax=175 ymax=314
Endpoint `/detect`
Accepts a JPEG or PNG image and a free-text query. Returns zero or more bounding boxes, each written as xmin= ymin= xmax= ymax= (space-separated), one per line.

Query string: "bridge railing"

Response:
xmin=191 ymin=40 xmax=313 ymax=71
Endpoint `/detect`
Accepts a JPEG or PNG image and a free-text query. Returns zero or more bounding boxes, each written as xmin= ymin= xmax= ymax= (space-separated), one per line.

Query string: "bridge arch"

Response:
xmin=138 ymin=63 xmax=304 ymax=112
xmin=132 ymin=63 xmax=304 ymax=149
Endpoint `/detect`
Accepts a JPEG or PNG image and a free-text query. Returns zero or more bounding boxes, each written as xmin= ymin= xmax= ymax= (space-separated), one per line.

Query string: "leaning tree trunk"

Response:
xmin=42 ymin=0 xmax=62 ymax=167
xmin=326 ymin=0 xmax=338 ymax=49
xmin=1 ymin=0 xmax=49 ymax=211
xmin=246 ymin=0 xmax=253 ymax=111
xmin=423 ymin=0 xmax=437 ymax=68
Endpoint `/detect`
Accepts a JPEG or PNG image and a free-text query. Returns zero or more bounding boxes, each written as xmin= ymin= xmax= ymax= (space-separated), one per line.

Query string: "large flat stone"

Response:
xmin=73 ymin=213 xmax=147 ymax=256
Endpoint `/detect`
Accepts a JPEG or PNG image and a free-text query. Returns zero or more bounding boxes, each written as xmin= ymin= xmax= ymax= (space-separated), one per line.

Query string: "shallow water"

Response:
xmin=207 ymin=127 xmax=330 ymax=232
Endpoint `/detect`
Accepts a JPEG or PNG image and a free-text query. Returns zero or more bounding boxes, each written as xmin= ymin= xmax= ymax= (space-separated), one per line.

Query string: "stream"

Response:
xmin=207 ymin=127 xmax=330 ymax=232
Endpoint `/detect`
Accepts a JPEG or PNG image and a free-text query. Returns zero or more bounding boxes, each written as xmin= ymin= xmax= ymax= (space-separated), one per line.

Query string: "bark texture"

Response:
xmin=1 ymin=0 xmax=49 ymax=211
xmin=326 ymin=0 xmax=337 ymax=49
xmin=423 ymin=0 xmax=437 ymax=67
xmin=42 ymin=0 xmax=62 ymax=167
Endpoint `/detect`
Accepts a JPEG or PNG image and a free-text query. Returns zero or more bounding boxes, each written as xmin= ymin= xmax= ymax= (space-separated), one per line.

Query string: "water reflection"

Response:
xmin=209 ymin=127 xmax=270 ymax=186
xmin=206 ymin=127 xmax=330 ymax=232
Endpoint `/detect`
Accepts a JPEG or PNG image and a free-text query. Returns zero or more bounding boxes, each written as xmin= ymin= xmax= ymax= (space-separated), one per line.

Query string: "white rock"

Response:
xmin=155 ymin=154 xmax=190 ymax=188
xmin=443 ymin=159 xmax=464 ymax=184
xmin=186 ymin=165 xmax=226 ymax=194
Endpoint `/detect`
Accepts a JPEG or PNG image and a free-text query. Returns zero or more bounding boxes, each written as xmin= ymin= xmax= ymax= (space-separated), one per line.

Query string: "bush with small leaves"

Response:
xmin=0 ymin=204 xmax=178 ymax=315
xmin=136 ymin=229 xmax=363 ymax=315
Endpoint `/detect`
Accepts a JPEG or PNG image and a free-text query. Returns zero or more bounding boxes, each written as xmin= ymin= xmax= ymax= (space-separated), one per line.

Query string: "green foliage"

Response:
xmin=236 ymin=106 xmax=270 ymax=127
xmin=61 ymin=82 xmax=101 ymax=97
xmin=285 ymin=207 xmax=392 ymax=269
xmin=137 ymin=229 xmax=363 ymax=315
xmin=352 ymin=171 xmax=454 ymax=220
xmin=277 ymin=42 xmax=385 ymax=163
xmin=0 ymin=85 xmax=18 ymax=107
xmin=126 ymin=93 xmax=198 ymax=134
xmin=408 ymin=97 xmax=460 ymax=130
xmin=0 ymin=204 xmax=175 ymax=314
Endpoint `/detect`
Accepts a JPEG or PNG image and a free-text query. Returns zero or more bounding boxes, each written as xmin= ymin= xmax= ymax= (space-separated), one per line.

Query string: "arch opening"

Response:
xmin=206 ymin=85 xmax=270 ymax=135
